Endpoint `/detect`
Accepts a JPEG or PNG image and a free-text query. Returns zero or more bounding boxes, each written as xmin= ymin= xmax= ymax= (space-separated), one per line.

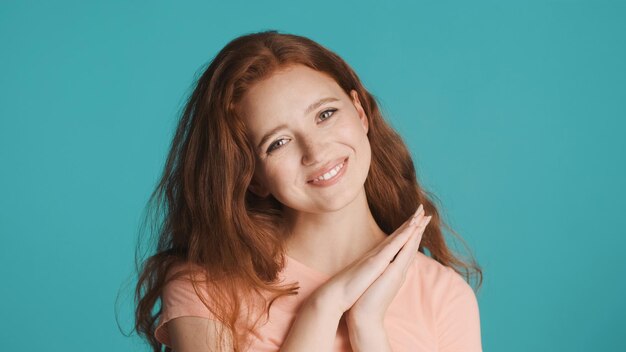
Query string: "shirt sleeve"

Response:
xmin=435 ymin=269 xmax=483 ymax=352
xmin=154 ymin=267 xmax=217 ymax=348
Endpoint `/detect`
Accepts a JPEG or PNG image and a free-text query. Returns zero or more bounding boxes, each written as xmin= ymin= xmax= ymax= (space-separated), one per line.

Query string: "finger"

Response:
xmin=390 ymin=215 xmax=426 ymax=263
xmin=338 ymin=210 xmax=425 ymax=292
xmin=391 ymin=215 xmax=431 ymax=273
xmin=382 ymin=204 xmax=424 ymax=245
xmin=409 ymin=204 xmax=425 ymax=226
xmin=382 ymin=209 xmax=426 ymax=261
xmin=405 ymin=204 xmax=425 ymax=228
xmin=358 ymin=216 xmax=432 ymax=305
xmin=336 ymin=206 xmax=426 ymax=301
xmin=330 ymin=213 xmax=430 ymax=312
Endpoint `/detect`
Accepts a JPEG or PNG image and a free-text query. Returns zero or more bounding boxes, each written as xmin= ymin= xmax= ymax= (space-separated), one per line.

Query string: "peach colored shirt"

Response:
xmin=155 ymin=252 xmax=482 ymax=351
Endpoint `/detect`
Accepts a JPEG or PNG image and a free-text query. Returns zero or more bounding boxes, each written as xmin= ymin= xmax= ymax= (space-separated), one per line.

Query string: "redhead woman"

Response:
xmin=134 ymin=30 xmax=483 ymax=352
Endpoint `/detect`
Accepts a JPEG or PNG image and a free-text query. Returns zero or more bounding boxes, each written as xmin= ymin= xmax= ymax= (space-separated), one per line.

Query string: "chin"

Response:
xmin=305 ymin=185 xmax=368 ymax=214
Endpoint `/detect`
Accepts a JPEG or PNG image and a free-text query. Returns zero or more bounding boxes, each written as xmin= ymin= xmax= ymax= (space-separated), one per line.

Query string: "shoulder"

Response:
xmin=164 ymin=261 xmax=209 ymax=282
xmin=413 ymin=251 xmax=469 ymax=290
xmin=155 ymin=263 xmax=217 ymax=346
xmin=411 ymin=252 xmax=478 ymax=317
xmin=412 ymin=252 xmax=482 ymax=351
xmin=161 ymin=262 xmax=212 ymax=301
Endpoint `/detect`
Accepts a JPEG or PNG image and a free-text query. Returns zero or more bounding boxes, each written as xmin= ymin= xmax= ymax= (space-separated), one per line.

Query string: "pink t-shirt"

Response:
xmin=154 ymin=252 xmax=482 ymax=351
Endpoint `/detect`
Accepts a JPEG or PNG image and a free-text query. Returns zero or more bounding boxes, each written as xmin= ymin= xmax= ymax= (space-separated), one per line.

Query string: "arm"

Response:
xmin=165 ymin=289 xmax=347 ymax=352
xmin=280 ymin=292 xmax=344 ymax=352
xmin=344 ymin=211 xmax=431 ymax=352
xmin=164 ymin=208 xmax=427 ymax=351
xmin=282 ymin=209 xmax=427 ymax=351
xmin=164 ymin=293 xmax=394 ymax=352
xmin=168 ymin=316 xmax=233 ymax=352
xmin=346 ymin=316 xmax=392 ymax=352
xmin=282 ymin=206 xmax=429 ymax=352
xmin=157 ymin=265 xmax=234 ymax=351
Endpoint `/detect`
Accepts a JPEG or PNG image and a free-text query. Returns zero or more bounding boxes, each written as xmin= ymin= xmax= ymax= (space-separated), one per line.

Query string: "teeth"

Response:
xmin=313 ymin=162 xmax=344 ymax=182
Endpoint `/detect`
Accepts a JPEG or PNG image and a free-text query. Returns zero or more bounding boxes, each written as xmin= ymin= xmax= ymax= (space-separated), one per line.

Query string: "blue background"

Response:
xmin=1 ymin=0 xmax=625 ymax=351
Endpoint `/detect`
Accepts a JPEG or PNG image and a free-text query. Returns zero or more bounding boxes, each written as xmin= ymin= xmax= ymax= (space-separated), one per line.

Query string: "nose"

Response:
xmin=300 ymin=134 xmax=326 ymax=167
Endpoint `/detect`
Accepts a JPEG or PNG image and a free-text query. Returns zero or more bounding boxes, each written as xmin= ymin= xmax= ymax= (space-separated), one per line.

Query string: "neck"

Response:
xmin=282 ymin=188 xmax=387 ymax=277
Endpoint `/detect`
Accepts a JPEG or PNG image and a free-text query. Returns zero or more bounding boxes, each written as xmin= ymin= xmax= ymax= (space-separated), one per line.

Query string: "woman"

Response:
xmin=134 ymin=30 xmax=483 ymax=351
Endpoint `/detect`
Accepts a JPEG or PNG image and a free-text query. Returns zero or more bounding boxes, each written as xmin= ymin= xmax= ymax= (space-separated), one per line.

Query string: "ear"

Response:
xmin=350 ymin=89 xmax=369 ymax=134
xmin=248 ymin=176 xmax=270 ymax=198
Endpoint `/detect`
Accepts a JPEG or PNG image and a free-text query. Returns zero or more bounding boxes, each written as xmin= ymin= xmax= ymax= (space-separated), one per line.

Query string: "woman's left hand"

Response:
xmin=345 ymin=211 xmax=431 ymax=327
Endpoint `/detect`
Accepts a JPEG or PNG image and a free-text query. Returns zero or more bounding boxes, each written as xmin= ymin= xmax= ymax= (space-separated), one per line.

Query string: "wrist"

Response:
xmin=345 ymin=309 xmax=383 ymax=329
xmin=346 ymin=313 xmax=384 ymax=332
xmin=346 ymin=319 xmax=391 ymax=352
xmin=305 ymin=289 xmax=344 ymax=321
xmin=281 ymin=293 xmax=344 ymax=352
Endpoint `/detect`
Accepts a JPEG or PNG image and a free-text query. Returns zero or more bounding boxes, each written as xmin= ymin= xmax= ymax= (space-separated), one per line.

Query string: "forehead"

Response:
xmin=239 ymin=65 xmax=344 ymax=123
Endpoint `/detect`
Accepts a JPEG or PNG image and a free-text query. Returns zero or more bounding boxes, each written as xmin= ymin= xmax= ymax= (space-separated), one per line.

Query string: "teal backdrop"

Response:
xmin=1 ymin=0 xmax=625 ymax=351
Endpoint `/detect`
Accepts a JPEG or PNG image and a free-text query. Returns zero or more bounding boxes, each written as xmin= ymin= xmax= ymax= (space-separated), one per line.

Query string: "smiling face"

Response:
xmin=239 ymin=64 xmax=371 ymax=214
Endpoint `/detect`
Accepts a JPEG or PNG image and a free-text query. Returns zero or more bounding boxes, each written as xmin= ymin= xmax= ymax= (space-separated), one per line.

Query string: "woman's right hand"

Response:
xmin=311 ymin=204 xmax=427 ymax=316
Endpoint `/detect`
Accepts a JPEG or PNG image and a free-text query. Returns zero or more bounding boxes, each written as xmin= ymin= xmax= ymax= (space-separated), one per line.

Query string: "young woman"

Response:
xmin=134 ymin=30 xmax=483 ymax=352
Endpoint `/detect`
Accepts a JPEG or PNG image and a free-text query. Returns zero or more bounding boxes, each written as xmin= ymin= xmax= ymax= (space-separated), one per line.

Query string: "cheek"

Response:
xmin=342 ymin=117 xmax=372 ymax=166
xmin=263 ymin=157 xmax=300 ymax=189
xmin=337 ymin=116 xmax=367 ymax=145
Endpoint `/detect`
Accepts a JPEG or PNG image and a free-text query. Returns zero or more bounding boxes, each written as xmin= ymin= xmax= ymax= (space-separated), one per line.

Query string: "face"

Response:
xmin=239 ymin=64 xmax=371 ymax=214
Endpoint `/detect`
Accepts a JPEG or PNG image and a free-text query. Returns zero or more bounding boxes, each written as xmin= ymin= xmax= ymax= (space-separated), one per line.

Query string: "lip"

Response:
xmin=306 ymin=157 xmax=349 ymax=187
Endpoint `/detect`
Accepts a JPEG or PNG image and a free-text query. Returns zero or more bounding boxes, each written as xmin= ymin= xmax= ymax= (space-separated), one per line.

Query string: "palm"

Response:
xmin=348 ymin=254 xmax=411 ymax=322
xmin=346 ymin=213 xmax=429 ymax=324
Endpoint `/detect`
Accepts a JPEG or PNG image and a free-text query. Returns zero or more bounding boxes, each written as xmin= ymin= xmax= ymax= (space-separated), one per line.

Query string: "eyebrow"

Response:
xmin=256 ymin=97 xmax=340 ymax=151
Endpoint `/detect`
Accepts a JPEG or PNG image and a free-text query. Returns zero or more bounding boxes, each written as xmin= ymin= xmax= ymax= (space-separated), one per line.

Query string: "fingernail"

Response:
xmin=409 ymin=205 xmax=423 ymax=225
xmin=412 ymin=204 xmax=423 ymax=218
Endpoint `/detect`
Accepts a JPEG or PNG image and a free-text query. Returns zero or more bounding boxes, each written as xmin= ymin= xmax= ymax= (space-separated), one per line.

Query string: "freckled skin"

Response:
xmin=240 ymin=64 xmax=371 ymax=214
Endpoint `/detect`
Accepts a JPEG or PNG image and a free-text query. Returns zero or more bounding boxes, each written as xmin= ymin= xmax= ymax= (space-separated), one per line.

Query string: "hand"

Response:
xmin=311 ymin=204 xmax=431 ymax=318
xmin=346 ymin=208 xmax=431 ymax=326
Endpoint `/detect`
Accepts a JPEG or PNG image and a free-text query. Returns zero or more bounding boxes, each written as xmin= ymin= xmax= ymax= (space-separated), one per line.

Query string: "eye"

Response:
xmin=266 ymin=138 xmax=288 ymax=154
xmin=265 ymin=108 xmax=338 ymax=155
xmin=319 ymin=108 xmax=338 ymax=121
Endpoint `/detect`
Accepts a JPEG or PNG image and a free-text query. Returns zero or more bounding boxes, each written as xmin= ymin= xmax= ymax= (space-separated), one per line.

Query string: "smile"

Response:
xmin=308 ymin=158 xmax=348 ymax=186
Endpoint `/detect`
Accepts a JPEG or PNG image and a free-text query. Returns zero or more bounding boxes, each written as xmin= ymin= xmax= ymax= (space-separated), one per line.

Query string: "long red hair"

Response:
xmin=134 ymin=29 xmax=483 ymax=351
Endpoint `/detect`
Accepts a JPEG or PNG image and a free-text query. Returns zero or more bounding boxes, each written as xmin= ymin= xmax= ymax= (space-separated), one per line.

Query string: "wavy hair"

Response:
xmin=134 ymin=29 xmax=483 ymax=351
